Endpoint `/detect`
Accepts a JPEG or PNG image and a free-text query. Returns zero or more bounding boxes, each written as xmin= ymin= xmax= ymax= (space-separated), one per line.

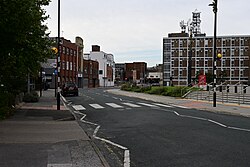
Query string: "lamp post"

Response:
xmin=209 ymin=0 xmax=218 ymax=107
xmin=57 ymin=0 xmax=61 ymax=110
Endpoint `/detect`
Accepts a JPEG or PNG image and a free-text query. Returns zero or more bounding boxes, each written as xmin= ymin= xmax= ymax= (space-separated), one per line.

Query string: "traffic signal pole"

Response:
xmin=57 ymin=0 xmax=61 ymax=110
xmin=209 ymin=0 xmax=218 ymax=107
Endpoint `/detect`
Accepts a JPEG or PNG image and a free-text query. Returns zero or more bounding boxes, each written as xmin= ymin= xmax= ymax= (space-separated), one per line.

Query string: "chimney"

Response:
xmin=92 ymin=45 xmax=100 ymax=52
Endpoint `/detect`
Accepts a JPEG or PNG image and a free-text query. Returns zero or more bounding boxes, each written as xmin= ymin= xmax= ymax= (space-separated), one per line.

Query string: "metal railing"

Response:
xmin=185 ymin=81 xmax=249 ymax=105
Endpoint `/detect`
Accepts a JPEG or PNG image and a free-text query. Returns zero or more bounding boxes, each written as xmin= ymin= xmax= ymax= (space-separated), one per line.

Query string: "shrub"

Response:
xmin=0 ymin=106 xmax=14 ymax=120
xmin=147 ymin=86 xmax=165 ymax=95
xmin=23 ymin=91 xmax=39 ymax=102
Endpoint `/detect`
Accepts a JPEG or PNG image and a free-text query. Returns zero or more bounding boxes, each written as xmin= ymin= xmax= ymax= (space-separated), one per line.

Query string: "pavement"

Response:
xmin=0 ymin=89 xmax=109 ymax=167
xmin=107 ymin=89 xmax=250 ymax=118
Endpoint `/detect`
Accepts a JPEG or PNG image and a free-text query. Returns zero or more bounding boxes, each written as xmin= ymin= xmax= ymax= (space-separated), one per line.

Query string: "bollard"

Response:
xmin=57 ymin=92 xmax=60 ymax=110
xmin=219 ymin=85 xmax=222 ymax=92
xmin=235 ymin=86 xmax=237 ymax=93
xmin=244 ymin=85 xmax=247 ymax=94
xmin=227 ymin=85 xmax=229 ymax=93
xmin=207 ymin=85 xmax=209 ymax=91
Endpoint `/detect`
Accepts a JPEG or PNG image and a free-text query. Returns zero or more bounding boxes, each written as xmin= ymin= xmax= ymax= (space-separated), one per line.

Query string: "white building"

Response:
xmin=84 ymin=45 xmax=115 ymax=87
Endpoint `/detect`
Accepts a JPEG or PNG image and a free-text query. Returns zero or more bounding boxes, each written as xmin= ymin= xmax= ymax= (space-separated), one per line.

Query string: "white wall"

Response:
xmin=88 ymin=51 xmax=115 ymax=87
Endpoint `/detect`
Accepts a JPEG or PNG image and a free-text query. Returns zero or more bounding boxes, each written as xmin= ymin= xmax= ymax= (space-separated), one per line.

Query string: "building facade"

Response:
xmin=125 ymin=62 xmax=147 ymax=83
xmin=83 ymin=59 xmax=99 ymax=88
xmin=163 ymin=34 xmax=250 ymax=86
xmin=84 ymin=45 xmax=115 ymax=87
xmin=115 ymin=63 xmax=125 ymax=83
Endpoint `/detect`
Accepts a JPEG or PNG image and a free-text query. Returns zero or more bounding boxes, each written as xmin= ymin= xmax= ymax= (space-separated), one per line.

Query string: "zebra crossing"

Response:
xmin=72 ymin=102 xmax=180 ymax=111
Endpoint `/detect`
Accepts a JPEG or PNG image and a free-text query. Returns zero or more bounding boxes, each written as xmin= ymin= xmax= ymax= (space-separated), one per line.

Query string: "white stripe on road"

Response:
xmin=72 ymin=105 xmax=86 ymax=111
xmin=137 ymin=102 xmax=158 ymax=107
xmin=89 ymin=104 xmax=105 ymax=109
xmin=106 ymin=103 xmax=124 ymax=108
xmin=172 ymin=104 xmax=189 ymax=109
xmin=123 ymin=103 xmax=141 ymax=108
xmin=153 ymin=103 xmax=173 ymax=108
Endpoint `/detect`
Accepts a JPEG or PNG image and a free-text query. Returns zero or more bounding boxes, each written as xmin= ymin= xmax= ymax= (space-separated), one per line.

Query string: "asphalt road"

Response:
xmin=66 ymin=88 xmax=250 ymax=167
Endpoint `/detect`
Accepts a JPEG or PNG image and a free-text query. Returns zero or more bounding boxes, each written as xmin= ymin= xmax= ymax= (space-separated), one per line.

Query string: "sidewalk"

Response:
xmin=107 ymin=89 xmax=250 ymax=117
xmin=0 ymin=89 xmax=109 ymax=167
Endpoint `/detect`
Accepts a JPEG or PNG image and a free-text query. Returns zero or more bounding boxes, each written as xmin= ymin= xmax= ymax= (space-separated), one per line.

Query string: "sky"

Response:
xmin=44 ymin=0 xmax=250 ymax=67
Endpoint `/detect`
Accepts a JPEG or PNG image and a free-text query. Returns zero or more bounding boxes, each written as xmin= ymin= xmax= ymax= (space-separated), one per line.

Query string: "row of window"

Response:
xmin=171 ymin=38 xmax=248 ymax=47
xmin=171 ymin=69 xmax=245 ymax=78
xmin=59 ymin=46 xmax=77 ymax=56
xmin=61 ymin=61 xmax=76 ymax=71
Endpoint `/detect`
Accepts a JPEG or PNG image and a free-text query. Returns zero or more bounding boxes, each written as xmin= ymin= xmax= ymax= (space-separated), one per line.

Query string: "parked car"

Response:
xmin=61 ymin=82 xmax=78 ymax=96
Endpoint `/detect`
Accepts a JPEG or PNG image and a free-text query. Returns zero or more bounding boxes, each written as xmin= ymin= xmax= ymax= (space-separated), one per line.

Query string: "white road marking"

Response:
xmin=153 ymin=103 xmax=172 ymax=108
xmin=89 ymin=104 xmax=104 ymax=109
xmin=72 ymin=105 xmax=86 ymax=111
xmin=123 ymin=103 xmax=141 ymax=108
xmin=137 ymin=102 xmax=158 ymax=107
xmin=124 ymin=150 xmax=130 ymax=167
xmin=106 ymin=103 xmax=124 ymax=108
xmin=172 ymin=104 xmax=189 ymax=109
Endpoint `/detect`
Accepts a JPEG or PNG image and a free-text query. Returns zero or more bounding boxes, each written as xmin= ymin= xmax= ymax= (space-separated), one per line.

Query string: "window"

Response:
xmin=205 ymin=49 xmax=208 ymax=57
xmin=205 ymin=39 xmax=208 ymax=47
xmin=179 ymin=70 xmax=182 ymax=76
xmin=179 ymin=60 xmax=182 ymax=67
xmin=70 ymin=62 xmax=72 ymax=70
xmin=70 ymin=49 xmax=73 ymax=56
xmin=222 ymin=59 xmax=226 ymax=66
xmin=180 ymin=40 xmax=183 ymax=47
xmin=240 ymin=70 xmax=244 ymax=77
xmin=231 ymin=59 xmax=234 ymax=66
xmin=222 ymin=39 xmax=226 ymax=47
xmin=231 ymin=49 xmax=235 ymax=56
xmin=196 ymin=40 xmax=200 ymax=47
xmin=205 ymin=60 xmax=208 ymax=67
xmin=66 ymin=61 xmax=69 ymax=70
xmin=63 ymin=47 xmax=65 ymax=54
xmin=240 ymin=39 xmax=244 ymax=46
xmin=180 ymin=50 xmax=183 ymax=57
xmin=66 ymin=48 xmax=69 ymax=55
xmin=231 ymin=70 xmax=234 ymax=77
xmin=231 ymin=39 xmax=235 ymax=46
xmin=240 ymin=49 xmax=244 ymax=56
xmin=62 ymin=61 xmax=65 ymax=70
xmin=240 ymin=59 xmax=244 ymax=66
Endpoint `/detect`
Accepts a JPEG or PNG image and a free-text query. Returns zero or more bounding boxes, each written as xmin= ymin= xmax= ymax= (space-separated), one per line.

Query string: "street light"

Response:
xmin=209 ymin=0 xmax=218 ymax=107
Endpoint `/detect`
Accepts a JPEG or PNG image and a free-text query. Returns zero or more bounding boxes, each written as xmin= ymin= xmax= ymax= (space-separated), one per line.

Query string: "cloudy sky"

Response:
xmin=44 ymin=0 xmax=250 ymax=67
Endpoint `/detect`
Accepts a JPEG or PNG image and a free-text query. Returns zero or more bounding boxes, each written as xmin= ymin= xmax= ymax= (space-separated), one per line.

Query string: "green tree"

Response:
xmin=0 ymin=0 xmax=51 ymax=95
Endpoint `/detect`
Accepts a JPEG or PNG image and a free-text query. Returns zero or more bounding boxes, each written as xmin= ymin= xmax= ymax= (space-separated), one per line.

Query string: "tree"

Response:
xmin=0 ymin=0 xmax=52 ymax=95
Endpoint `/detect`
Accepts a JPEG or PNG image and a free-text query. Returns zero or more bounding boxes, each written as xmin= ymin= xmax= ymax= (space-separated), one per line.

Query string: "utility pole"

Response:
xmin=209 ymin=0 xmax=218 ymax=107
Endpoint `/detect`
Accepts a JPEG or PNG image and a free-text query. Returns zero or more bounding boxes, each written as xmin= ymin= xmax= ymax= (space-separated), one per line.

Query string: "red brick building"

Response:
xmin=125 ymin=62 xmax=147 ymax=83
xmin=58 ymin=38 xmax=78 ymax=84
xmin=83 ymin=59 xmax=99 ymax=88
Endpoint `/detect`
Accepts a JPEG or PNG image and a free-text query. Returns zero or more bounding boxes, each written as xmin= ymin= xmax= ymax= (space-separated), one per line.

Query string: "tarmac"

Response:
xmin=0 ymin=88 xmax=249 ymax=167
xmin=0 ymin=89 xmax=109 ymax=167
xmin=107 ymin=89 xmax=250 ymax=118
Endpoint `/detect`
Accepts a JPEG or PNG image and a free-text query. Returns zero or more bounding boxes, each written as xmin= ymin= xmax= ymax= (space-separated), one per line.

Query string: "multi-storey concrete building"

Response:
xmin=163 ymin=33 xmax=250 ymax=86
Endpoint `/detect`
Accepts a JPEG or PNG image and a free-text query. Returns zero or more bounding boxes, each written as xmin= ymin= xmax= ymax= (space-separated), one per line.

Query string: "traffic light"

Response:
xmin=217 ymin=53 xmax=222 ymax=61
xmin=51 ymin=47 xmax=58 ymax=54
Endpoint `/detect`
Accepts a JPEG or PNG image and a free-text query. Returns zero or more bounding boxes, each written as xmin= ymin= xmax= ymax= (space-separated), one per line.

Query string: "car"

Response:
xmin=61 ymin=82 xmax=78 ymax=96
